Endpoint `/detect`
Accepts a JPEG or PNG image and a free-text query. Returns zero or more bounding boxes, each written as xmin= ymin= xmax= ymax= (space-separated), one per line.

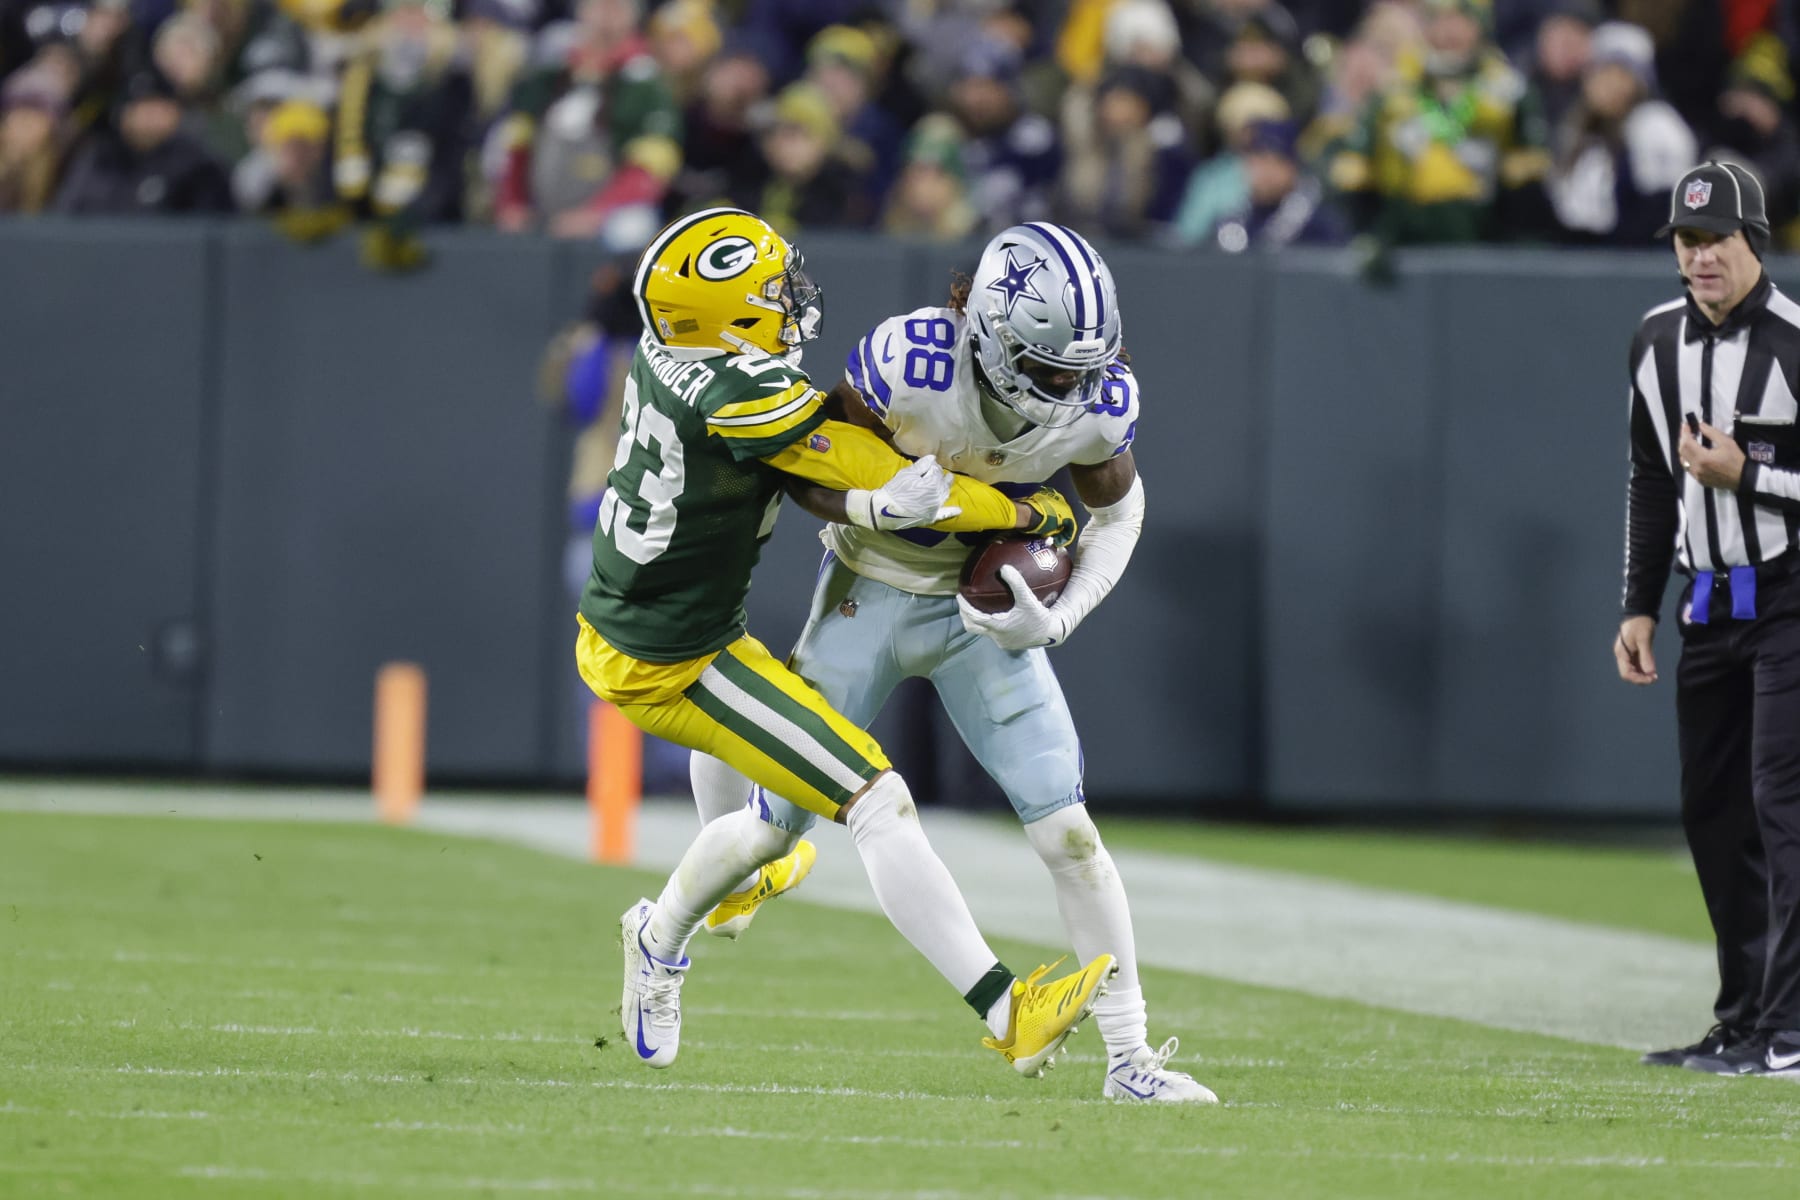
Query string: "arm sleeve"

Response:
xmin=1622 ymin=355 xmax=1679 ymax=619
xmin=1053 ymin=473 xmax=1145 ymax=640
xmin=761 ymin=420 xmax=1020 ymax=531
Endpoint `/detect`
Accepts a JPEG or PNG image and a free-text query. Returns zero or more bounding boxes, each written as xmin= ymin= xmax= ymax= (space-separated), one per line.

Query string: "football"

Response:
xmin=958 ymin=537 xmax=1074 ymax=614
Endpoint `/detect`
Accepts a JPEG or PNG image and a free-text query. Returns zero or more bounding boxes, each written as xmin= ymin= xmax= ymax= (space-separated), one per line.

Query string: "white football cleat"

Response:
xmin=620 ymin=898 xmax=689 ymax=1069
xmin=1102 ymin=1038 xmax=1219 ymax=1103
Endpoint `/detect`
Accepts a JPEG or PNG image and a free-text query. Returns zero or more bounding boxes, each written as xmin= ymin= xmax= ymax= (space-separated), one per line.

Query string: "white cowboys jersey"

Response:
xmin=824 ymin=305 xmax=1140 ymax=595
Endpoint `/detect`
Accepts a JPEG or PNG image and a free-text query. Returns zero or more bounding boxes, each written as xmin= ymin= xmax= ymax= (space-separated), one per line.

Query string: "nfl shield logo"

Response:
xmin=1028 ymin=540 xmax=1059 ymax=571
xmin=1684 ymin=179 xmax=1713 ymax=210
xmin=1750 ymin=440 xmax=1776 ymax=464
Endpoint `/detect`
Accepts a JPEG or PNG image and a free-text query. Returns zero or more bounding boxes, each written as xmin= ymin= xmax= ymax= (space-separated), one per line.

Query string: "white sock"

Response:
xmin=984 ymin=988 xmax=1014 ymax=1039
xmin=845 ymin=773 xmax=1005 ymax=1003
xmin=688 ymin=752 xmax=763 ymax=894
xmin=644 ymin=808 xmax=797 ymax=962
xmin=1024 ymin=805 xmax=1148 ymax=1059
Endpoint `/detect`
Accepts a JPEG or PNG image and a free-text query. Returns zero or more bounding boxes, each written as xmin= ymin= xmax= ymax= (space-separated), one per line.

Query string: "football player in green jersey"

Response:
xmin=586 ymin=208 xmax=1116 ymax=1076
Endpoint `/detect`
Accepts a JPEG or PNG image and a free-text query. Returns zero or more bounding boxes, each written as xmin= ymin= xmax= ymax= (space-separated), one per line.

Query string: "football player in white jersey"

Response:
xmin=687 ymin=222 xmax=1217 ymax=1104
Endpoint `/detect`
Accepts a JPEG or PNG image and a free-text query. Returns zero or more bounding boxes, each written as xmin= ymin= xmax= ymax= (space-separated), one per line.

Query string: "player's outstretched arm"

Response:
xmin=761 ymin=418 xmax=1065 ymax=538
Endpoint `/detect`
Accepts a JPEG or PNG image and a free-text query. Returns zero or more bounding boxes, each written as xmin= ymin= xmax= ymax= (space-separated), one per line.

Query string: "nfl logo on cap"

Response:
xmin=1684 ymin=179 xmax=1712 ymax=210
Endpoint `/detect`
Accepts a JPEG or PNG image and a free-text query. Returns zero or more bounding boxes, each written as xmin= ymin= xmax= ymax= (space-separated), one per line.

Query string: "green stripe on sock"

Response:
xmin=964 ymin=962 xmax=1014 ymax=1017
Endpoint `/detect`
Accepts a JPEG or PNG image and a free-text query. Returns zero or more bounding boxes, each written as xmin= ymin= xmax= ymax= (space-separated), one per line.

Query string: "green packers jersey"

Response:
xmin=579 ymin=335 xmax=827 ymax=663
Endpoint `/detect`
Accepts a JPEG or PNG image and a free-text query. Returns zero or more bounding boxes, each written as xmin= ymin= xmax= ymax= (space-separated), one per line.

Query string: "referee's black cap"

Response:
xmin=1656 ymin=160 xmax=1771 ymax=240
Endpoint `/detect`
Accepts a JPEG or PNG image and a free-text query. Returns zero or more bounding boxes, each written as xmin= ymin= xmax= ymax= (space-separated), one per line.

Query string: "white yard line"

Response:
xmin=1 ymin=782 xmax=1717 ymax=1050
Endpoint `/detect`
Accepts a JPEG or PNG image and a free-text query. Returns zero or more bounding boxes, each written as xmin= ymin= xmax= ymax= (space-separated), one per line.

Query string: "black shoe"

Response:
xmin=1641 ymin=1024 xmax=1739 ymax=1068
xmin=1765 ymin=1032 xmax=1800 ymax=1077
xmin=1685 ymin=1033 xmax=1771 ymax=1076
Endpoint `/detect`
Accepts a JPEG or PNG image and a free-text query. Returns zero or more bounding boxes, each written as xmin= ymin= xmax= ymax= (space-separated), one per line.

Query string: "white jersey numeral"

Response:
xmin=598 ymin=376 xmax=686 ymax=565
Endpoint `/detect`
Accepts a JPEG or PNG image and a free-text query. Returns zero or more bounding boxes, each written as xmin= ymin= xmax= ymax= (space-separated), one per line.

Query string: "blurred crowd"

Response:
xmin=3 ymin=0 xmax=1798 ymax=262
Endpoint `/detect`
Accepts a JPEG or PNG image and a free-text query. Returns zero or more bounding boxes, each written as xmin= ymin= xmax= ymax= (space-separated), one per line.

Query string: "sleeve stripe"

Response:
xmin=709 ymin=387 xmax=817 ymax=428
xmin=862 ymin=338 xmax=893 ymax=413
xmin=710 ymin=380 xmax=810 ymax=421
xmin=845 ymin=347 xmax=873 ymax=406
xmin=710 ymin=398 xmax=822 ymax=441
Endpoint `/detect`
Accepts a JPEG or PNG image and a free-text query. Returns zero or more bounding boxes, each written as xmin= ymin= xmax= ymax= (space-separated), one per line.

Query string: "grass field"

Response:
xmin=3 ymin=803 xmax=1798 ymax=1199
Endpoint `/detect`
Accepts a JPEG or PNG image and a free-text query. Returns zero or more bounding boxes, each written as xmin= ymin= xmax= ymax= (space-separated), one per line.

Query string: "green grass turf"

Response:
xmin=1094 ymin=818 xmax=1711 ymax=944
xmin=3 ymin=810 xmax=1796 ymax=1200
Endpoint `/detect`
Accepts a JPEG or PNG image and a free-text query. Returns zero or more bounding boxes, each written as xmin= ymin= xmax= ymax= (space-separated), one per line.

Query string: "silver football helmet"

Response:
xmin=967 ymin=223 xmax=1122 ymax=429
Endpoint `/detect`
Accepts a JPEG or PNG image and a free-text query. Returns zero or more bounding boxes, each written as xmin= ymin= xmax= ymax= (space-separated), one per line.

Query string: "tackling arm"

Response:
xmin=764 ymin=383 xmax=1058 ymax=536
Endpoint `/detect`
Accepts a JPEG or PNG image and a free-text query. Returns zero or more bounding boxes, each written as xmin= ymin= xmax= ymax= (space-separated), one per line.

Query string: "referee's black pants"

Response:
xmin=1678 ymin=567 xmax=1800 ymax=1035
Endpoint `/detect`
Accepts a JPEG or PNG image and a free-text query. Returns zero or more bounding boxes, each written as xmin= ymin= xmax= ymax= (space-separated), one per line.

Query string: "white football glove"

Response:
xmin=845 ymin=454 xmax=962 ymax=531
xmin=956 ymin=565 xmax=1070 ymax=651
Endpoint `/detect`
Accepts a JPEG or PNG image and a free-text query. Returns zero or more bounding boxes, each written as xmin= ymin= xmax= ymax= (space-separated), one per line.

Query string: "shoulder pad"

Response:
xmin=696 ymin=348 xmax=808 ymax=415
xmin=1077 ymin=360 xmax=1141 ymax=463
xmin=844 ymin=312 xmax=916 ymax=420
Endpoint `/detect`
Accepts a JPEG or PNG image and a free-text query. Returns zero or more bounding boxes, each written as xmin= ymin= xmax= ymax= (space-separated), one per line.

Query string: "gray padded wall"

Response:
xmin=3 ymin=224 xmax=1734 ymax=816
xmin=1262 ymin=256 xmax=1442 ymax=804
xmin=204 ymin=229 xmax=563 ymax=775
xmin=0 ymin=221 xmax=210 ymax=763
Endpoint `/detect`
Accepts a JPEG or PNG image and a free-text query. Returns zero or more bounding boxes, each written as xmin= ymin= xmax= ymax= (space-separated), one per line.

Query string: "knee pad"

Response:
xmin=843 ymin=771 xmax=917 ymax=843
xmin=690 ymin=752 xmax=752 ymax=809
xmin=1024 ymin=804 xmax=1105 ymax=869
xmin=743 ymin=814 xmax=801 ymax=862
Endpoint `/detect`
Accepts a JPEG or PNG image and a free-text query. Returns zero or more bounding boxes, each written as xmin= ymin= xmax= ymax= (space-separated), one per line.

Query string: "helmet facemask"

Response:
xmin=973 ymin=308 xmax=1109 ymax=430
xmin=733 ymin=247 xmax=823 ymax=365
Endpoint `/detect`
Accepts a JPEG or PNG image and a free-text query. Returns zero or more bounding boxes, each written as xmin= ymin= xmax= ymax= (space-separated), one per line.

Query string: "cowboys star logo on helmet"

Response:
xmin=986 ymin=249 xmax=1048 ymax=318
xmin=633 ymin=207 xmax=823 ymax=363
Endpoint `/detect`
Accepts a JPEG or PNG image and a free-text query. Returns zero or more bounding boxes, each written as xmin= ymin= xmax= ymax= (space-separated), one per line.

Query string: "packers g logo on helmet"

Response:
xmin=695 ymin=236 xmax=758 ymax=281
xmin=634 ymin=208 xmax=823 ymax=359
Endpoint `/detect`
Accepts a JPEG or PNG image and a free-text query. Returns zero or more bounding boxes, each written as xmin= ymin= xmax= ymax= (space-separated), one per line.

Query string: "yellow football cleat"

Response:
xmin=983 ymin=953 xmax=1119 ymax=1078
xmin=703 ymin=841 xmax=817 ymax=939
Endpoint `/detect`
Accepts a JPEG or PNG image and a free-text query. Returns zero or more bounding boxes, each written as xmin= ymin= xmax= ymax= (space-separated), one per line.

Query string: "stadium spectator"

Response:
xmin=495 ymin=0 xmax=680 ymax=239
xmin=53 ymin=64 xmax=232 ymax=213
xmin=1704 ymin=34 xmax=1800 ymax=247
xmin=248 ymin=96 xmax=354 ymax=242
xmin=462 ymin=0 xmax=534 ymax=124
xmin=664 ymin=35 xmax=771 ymax=216
xmin=1170 ymin=78 xmax=1288 ymax=244
xmin=881 ymin=111 xmax=978 ymax=242
xmin=752 ymin=80 xmax=871 ymax=234
xmin=1071 ymin=0 xmax=1213 ymax=154
xmin=1301 ymin=18 xmax=1396 ymax=172
xmin=1059 ymin=64 xmax=1192 ymax=240
xmin=330 ymin=0 xmax=471 ymax=269
xmin=645 ymin=0 xmax=716 ymax=107
xmin=1522 ymin=0 xmax=1597 ymax=131
xmin=153 ymin=11 xmax=241 ymax=164
xmin=946 ymin=33 xmax=1058 ymax=232
xmin=1203 ymin=116 xmax=1351 ymax=249
xmin=1325 ymin=0 xmax=1546 ymax=245
xmin=0 ymin=61 xmax=69 ymax=212
xmin=1545 ymin=21 xmax=1695 ymax=245
xmin=804 ymin=24 xmax=898 ymax=205
xmin=1219 ymin=4 xmax=1319 ymax=125
xmin=1174 ymin=0 xmax=1272 ymax=83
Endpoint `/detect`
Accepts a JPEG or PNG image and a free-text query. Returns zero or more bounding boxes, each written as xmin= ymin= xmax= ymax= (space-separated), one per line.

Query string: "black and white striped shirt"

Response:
xmin=1623 ymin=273 xmax=1800 ymax=617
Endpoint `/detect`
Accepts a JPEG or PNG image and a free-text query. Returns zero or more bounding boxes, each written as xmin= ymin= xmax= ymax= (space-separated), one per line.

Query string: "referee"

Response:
xmin=1616 ymin=160 xmax=1800 ymax=1078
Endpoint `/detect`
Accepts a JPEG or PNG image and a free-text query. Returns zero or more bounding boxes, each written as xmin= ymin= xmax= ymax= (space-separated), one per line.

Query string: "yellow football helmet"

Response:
xmin=633 ymin=207 xmax=823 ymax=359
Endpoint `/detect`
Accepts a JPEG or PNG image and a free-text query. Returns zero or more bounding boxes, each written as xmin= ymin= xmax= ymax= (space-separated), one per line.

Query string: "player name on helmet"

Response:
xmin=642 ymin=339 xmax=719 ymax=407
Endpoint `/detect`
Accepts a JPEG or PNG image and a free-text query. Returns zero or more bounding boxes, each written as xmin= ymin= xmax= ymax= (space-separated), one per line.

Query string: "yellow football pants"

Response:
xmin=575 ymin=614 xmax=888 ymax=822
